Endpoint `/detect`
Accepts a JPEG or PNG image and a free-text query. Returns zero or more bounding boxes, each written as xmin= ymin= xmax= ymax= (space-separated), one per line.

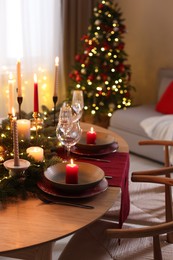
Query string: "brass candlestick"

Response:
xmin=8 ymin=113 xmax=13 ymax=130
xmin=32 ymin=112 xmax=39 ymax=137
xmin=17 ymin=96 xmax=23 ymax=119
xmin=53 ymin=95 xmax=58 ymax=126
xmin=31 ymin=112 xmax=44 ymax=137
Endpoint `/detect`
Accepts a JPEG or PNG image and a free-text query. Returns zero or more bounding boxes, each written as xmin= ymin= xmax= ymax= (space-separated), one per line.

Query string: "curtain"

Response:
xmin=0 ymin=0 xmax=95 ymax=118
xmin=0 ymin=0 xmax=61 ymax=117
xmin=61 ymin=0 xmax=95 ymax=91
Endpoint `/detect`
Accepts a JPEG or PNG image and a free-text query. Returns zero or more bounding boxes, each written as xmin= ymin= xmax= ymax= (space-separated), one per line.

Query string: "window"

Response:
xmin=0 ymin=0 xmax=61 ymax=116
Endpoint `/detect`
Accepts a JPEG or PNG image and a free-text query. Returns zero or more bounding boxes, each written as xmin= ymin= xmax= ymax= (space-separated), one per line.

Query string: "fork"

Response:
xmin=37 ymin=192 xmax=94 ymax=209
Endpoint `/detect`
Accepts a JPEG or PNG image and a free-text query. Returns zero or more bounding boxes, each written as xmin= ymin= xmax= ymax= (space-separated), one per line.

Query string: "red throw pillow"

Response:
xmin=156 ymin=81 xmax=173 ymax=114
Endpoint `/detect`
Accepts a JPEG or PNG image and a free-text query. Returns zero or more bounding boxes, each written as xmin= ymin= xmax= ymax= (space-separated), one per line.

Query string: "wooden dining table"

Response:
xmin=0 ymin=122 xmax=129 ymax=260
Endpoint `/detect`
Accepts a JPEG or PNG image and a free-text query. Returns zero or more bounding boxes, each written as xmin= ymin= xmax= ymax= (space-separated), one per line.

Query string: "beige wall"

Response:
xmin=114 ymin=0 xmax=173 ymax=105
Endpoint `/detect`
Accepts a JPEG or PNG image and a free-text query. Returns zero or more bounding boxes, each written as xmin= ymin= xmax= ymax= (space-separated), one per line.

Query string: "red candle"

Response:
xmin=86 ymin=127 xmax=97 ymax=144
xmin=34 ymin=74 xmax=39 ymax=113
xmin=66 ymin=159 xmax=78 ymax=184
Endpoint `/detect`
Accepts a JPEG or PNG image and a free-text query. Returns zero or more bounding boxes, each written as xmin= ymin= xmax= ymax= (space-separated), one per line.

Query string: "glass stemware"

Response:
xmin=71 ymin=90 xmax=84 ymax=122
xmin=56 ymin=105 xmax=82 ymax=160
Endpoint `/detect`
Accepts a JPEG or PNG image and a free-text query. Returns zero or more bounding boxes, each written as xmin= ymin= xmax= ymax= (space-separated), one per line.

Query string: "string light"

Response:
xmin=68 ymin=0 xmax=133 ymax=119
xmin=91 ymin=110 xmax=96 ymax=115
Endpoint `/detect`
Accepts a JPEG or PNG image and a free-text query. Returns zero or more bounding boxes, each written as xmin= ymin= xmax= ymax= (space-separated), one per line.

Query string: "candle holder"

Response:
xmin=30 ymin=112 xmax=44 ymax=136
xmin=8 ymin=113 xmax=13 ymax=130
xmin=17 ymin=96 xmax=23 ymax=119
xmin=3 ymin=158 xmax=30 ymax=177
xmin=53 ymin=95 xmax=58 ymax=126
xmin=8 ymin=113 xmax=13 ymax=122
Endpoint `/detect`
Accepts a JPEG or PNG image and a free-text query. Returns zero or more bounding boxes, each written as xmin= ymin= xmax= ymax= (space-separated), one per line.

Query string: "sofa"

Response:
xmin=108 ymin=68 xmax=173 ymax=163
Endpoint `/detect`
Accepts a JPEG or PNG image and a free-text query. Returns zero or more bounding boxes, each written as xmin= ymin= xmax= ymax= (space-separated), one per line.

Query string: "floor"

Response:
xmin=1 ymin=153 xmax=172 ymax=260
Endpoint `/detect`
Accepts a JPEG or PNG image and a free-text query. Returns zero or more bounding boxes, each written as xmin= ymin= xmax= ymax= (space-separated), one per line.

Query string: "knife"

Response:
xmin=75 ymin=157 xmax=111 ymax=163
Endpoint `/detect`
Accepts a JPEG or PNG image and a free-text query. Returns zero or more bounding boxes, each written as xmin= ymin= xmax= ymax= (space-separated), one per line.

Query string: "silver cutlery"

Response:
xmin=37 ymin=193 xmax=94 ymax=209
xmin=105 ymin=175 xmax=112 ymax=179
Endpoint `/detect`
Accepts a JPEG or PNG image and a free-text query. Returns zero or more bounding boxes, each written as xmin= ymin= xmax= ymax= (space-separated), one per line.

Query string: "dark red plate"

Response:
xmin=71 ymin=142 xmax=119 ymax=157
xmin=37 ymin=177 xmax=108 ymax=199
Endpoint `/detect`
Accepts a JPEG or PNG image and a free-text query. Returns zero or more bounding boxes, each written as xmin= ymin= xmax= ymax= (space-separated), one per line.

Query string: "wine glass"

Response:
xmin=56 ymin=106 xmax=82 ymax=160
xmin=71 ymin=90 xmax=84 ymax=122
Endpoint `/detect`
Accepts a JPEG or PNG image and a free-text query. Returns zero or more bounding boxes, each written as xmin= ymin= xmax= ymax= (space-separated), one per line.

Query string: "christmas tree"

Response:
xmin=69 ymin=0 xmax=134 ymax=120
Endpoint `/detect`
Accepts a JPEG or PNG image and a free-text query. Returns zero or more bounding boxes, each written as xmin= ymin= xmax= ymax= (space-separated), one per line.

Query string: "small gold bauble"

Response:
xmin=0 ymin=145 xmax=7 ymax=162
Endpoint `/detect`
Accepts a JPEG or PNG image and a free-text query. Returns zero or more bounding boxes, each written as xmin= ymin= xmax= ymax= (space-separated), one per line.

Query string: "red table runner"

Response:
xmin=77 ymin=152 xmax=130 ymax=227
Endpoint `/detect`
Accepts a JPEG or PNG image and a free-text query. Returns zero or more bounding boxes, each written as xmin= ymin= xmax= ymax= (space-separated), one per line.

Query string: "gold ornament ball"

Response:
xmin=0 ymin=145 xmax=7 ymax=162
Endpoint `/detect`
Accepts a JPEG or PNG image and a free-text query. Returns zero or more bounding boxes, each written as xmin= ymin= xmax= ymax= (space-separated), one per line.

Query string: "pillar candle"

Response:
xmin=12 ymin=109 xmax=20 ymax=166
xmin=26 ymin=146 xmax=44 ymax=162
xmin=34 ymin=74 xmax=39 ymax=113
xmin=8 ymin=73 xmax=14 ymax=115
xmin=86 ymin=127 xmax=97 ymax=144
xmin=17 ymin=119 xmax=30 ymax=140
xmin=54 ymin=56 xmax=59 ymax=97
xmin=17 ymin=59 xmax=22 ymax=97
xmin=66 ymin=159 xmax=78 ymax=184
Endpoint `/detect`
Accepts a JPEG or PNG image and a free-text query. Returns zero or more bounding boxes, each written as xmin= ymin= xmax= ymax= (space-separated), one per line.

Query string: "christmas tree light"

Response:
xmin=69 ymin=0 xmax=134 ymax=119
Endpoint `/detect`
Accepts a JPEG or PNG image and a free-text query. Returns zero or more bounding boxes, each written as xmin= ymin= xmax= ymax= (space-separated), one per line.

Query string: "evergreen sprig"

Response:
xmin=0 ymin=118 xmax=62 ymax=202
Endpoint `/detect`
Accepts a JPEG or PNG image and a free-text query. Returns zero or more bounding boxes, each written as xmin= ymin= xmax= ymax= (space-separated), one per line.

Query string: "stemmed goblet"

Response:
xmin=71 ymin=90 xmax=84 ymax=122
xmin=56 ymin=105 xmax=82 ymax=161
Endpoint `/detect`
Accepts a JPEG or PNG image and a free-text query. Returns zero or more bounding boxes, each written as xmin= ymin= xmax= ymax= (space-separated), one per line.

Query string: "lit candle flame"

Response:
xmin=55 ymin=56 xmax=59 ymax=66
xmin=9 ymin=73 xmax=13 ymax=81
xmin=12 ymin=107 xmax=15 ymax=117
xmin=90 ymin=127 xmax=94 ymax=133
xmin=70 ymin=159 xmax=74 ymax=165
xmin=34 ymin=73 xmax=37 ymax=83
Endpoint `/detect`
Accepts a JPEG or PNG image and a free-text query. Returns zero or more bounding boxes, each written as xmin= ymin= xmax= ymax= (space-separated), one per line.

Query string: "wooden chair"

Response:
xmin=106 ymin=169 xmax=173 ymax=260
xmin=139 ymin=140 xmax=173 ymax=242
xmin=139 ymin=140 xmax=173 ymax=167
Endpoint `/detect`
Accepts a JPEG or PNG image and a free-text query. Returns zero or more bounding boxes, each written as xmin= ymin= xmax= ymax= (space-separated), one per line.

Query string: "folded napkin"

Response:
xmin=140 ymin=115 xmax=173 ymax=164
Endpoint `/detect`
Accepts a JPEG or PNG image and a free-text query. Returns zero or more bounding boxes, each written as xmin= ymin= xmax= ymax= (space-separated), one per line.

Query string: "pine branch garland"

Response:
xmin=0 ymin=118 xmax=62 ymax=202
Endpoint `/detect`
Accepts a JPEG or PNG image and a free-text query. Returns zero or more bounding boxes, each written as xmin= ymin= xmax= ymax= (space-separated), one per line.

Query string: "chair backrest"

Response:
xmin=139 ymin=140 xmax=173 ymax=167
xmin=132 ymin=164 xmax=173 ymax=243
xmin=106 ymin=220 xmax=173 ymax=260
xmin=106 ymin=169 xmax=173 ymax=260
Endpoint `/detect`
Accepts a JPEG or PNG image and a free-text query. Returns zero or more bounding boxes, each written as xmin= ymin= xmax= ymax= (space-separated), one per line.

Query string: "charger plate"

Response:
xmin=37 ymin=177 xmax=108 ymax=199
xmin=71 ymin=142 xmax=119 ymax=157
xmin=76 ymin=131 xmax=115 ymax=151
xmin=44 ymin=162 xmax=104 ymax=192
